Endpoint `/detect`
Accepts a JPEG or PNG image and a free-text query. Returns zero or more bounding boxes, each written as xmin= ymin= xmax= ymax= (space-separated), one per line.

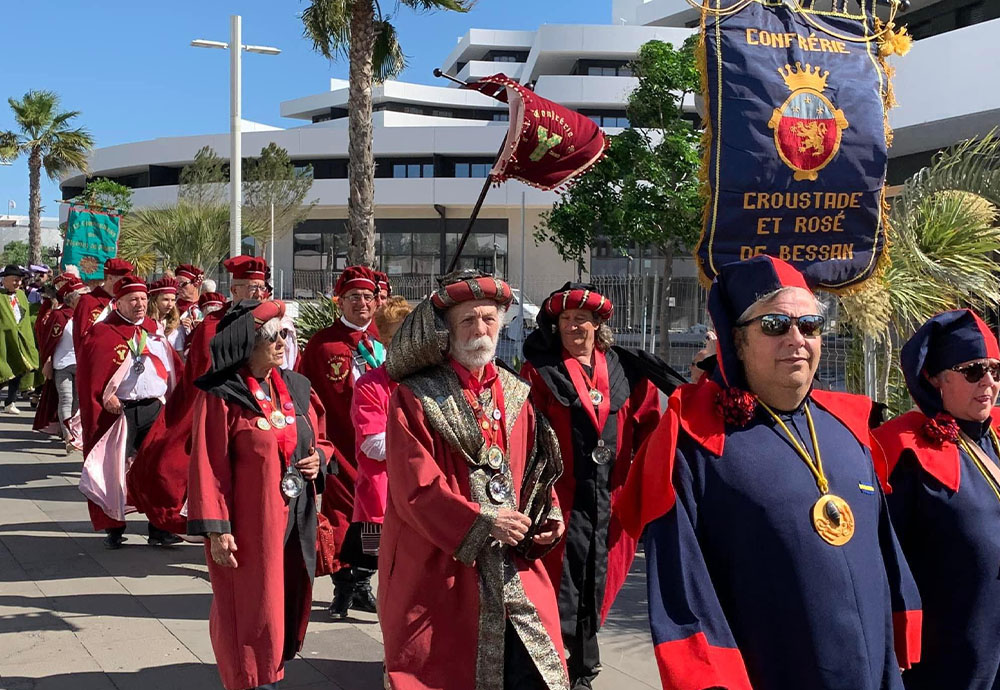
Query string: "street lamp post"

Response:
xmin=192 ymin=15 xmax=280 ymax=259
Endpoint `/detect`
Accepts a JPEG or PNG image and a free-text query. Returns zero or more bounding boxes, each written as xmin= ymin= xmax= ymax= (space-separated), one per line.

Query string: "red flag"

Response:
xmin=464 ymin=74 xmax=609 ymax=191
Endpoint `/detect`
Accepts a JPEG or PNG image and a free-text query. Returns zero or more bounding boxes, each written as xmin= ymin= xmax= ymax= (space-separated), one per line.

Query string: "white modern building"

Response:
xmin=60 ymin=0 xmax=1000 ymax=308
xmin=0 ymin=215 xmax=63 ymax=262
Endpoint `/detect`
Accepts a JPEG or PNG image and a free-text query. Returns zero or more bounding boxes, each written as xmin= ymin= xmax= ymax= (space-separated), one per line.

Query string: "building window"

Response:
xmin=584 ymin=111 xmax=630 ymax=128
xmin=492 ymin=112 xmax=510 ymax=122
xmin=576 ymin=59 xmax=634 ymax=77
xmin=390 ymin=161 xmax=435 ymax=178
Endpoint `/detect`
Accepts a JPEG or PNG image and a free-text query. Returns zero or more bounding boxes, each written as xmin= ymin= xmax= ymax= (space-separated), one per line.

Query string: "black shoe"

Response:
xmin=104 ymin=528 xmax=126 ymax=550
xmin=571 ymin=678 xmax=594 ymax=690
xmin=328 ymin=569 xmax=355 ymax=619
xmin=147 ymin=524 xmax=182 ymax=547
xmin=352 ymin=570 xmax=378 ymax=613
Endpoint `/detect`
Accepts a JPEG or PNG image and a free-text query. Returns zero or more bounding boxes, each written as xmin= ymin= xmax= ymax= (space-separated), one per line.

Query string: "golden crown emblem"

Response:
xmin=778 ymin=62 xmax=830 ymax=92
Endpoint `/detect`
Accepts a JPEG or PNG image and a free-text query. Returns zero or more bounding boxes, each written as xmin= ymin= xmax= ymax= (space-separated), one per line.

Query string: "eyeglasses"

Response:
xmin=264 ymin=328 xmax=290 ymax=343
xmin=245 ymin=284 xmax=267 ymax=295
xmin=951 ymin=361 xmax=1000 ymax=383
xmin=344 ymin=293 xmax=375 ymax=304
xmin=736 ymin=313 xmax=825 ymax=338
xmin=177 ymin=280 xmax=192 ymax=289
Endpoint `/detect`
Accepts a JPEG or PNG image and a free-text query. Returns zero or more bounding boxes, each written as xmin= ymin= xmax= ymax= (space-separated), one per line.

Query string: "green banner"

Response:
xmin=61 ymin=207 xmax=120 ymax=280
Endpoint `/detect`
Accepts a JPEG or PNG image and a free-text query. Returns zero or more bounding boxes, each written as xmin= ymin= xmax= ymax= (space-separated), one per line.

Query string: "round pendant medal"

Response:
xmin=591 ymin=441 xmax=614 ymax=465
xmin=482 ymin=445 xmax=504 ymax=470
xmin=270 ymin=410 xmax=287 ymax=429
xmin=281 ymin=470 xmax=305 ymax=498
xmin=254 ymin=389 xmax=266 ymax=401
xmin=132 ymin=360 xmax=145 ymax=375
xmin=256 ymin=417 xmax=271 ymax=431
xmin=285 ymin=415 xmax=296 ymax=425
xmin=588 ymin=389 xmax=604 ymax=405
xmin=488 ymin=473 xmax=513 ymax=503
xmin=811 ymin=494 xmax=855 ymax=546
xmin=492 ymin=408 xmax=502 ymax=421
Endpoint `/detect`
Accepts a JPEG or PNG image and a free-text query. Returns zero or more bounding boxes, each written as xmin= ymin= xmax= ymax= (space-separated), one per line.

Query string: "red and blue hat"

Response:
xmin=708 ymin=255 xmax=812 ymax=389
xmin=901 ymin=308 xmax=1000 ymax=417
xmin=335 ymin=265 xmax=378 ymax=296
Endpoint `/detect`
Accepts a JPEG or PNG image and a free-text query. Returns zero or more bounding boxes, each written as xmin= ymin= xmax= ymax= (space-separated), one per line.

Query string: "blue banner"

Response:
xmin=61 ymin=207 xmax=120 ymax=280
xmin=695 ymin=0 xmax=890 ymax=290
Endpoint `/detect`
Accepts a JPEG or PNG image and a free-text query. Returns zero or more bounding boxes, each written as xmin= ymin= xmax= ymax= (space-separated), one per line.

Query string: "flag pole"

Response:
xmin=434 ymin=68 xmax=509 ymax=274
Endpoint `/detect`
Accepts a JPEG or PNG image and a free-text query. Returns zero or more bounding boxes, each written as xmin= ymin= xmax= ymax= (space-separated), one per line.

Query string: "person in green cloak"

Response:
xmin=1 ymin=264 xmax=40 ymax=414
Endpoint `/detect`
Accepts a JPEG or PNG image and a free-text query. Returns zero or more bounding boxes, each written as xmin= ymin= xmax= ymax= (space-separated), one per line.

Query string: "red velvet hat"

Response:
xmin=543 ymin=282 xmax=614 ymax=322
xmin=52 ymin=272 xmax=77 ymax=289
xmin=376 ymin=271 xmax=392 ymax=296
xmin=174 ymin=264 xmax=204 ymax=284
xmin=104 ymin=258 xmax=135 ymax=277
xmin=252 ymin=300 xmax=286 ymax=328
xmin=57 ymin=276 xmax=86 ymax=299
xmin=198 ymin=292 xmax=226 ymax=310
xmin=223 ymin=255 xmax=268 ymax=280
xmin=113 ymin=275 xmax=148 ymax=299
xmin=335 ymin=265 xmax=378 ymax=296
xmin=149 ymin=276 xmax=179 ymax=296
xmin=430 ymin=270 xmax=513 ymax=310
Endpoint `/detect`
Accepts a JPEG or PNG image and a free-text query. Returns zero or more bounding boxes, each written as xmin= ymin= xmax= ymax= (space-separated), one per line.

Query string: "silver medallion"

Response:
xmin=481 ymin=445 xmax=504 ymax=470
xmin=488 ymin=473 xmax=513 ymax=503
xmin=132 ymin=359 xmax=145 ymax=375
xmin=492 ymin=408 xmax=502 ymax=421
xmin=254 ymin=389 xmax=266 ymax=400
xmin=589 ymin=388 xmax=604 ymax=405
xmin=285 ymin=415 xmax=296 ymax=425
xmin=281 ymin=469 xmax=306 ymax=498
xmin=592 ymin=440 xmax=615 ymax=465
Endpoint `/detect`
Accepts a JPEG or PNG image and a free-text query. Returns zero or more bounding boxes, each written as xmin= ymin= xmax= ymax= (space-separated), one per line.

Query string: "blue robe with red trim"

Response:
xmin=620 ymin=383 xmax=920 ymax=690
xmin=875 ymin=410 xmax=1000 ymax=690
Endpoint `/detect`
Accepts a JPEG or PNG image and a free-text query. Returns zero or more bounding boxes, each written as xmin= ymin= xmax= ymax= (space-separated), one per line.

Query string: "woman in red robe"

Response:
xmin=187 ymin=299 xmax=334 ymax=690
xmin=520 ymin=283 xmax=672 ymax=689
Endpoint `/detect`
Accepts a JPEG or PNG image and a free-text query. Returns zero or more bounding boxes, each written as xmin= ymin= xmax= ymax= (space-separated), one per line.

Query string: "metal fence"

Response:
xmin=291 ymin=269 xmax=856 ymax=392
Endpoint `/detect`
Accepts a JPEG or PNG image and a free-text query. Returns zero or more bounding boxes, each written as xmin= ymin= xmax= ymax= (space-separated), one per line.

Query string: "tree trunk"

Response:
xmin=28 ymin=146 xmax=43 ymax=266
xmin=346 ymin=1 xmax=377 ymax=268
xmin=877 ymin=334 xmax=892 ymax=407
xmin=656 ymin=243 xmax=674 ymax=361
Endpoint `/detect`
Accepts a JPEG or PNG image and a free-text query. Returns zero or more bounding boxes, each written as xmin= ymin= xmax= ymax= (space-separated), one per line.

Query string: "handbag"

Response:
xmin=315 ymin=512 xmax=338 ymax=577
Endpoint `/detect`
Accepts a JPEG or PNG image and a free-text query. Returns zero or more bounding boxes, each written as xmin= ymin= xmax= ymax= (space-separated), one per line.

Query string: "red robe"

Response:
xmin=379 ymin=378 xmax=568 ymax=690
xmin=127 ymin=306 xmax=227 ymax=533
xmin=296 ymin=319 xmax=380 ymax=568
xmin=520 ymin=358 xmax=660 ymax=623
xmin=32 ymin=304 xmax=75 ymax=435
xmin=187 ymin=374 xmax=335 ymax=690
xmin=72 ymin=286 xmax=113 ymax=351
xmin=77 ymin=312 xmax=182 ymax=531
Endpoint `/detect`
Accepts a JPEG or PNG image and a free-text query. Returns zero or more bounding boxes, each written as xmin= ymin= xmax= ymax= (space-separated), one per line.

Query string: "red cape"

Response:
xmin=871 ymin=408 xmax=1000 ymax=493
xmin=296 ymin=319 xmax=379 ymax=568
xmin=616 ymin=381 xmax=875 ymax=541
xmin=32 ymin=305 xmax=73 ymax=434
xmin=72 ymin=287 xmax=112 ymax=351
xmin=127 ymin=305 xmax=227 ymax=532
xmin=521 ymin=360 xmax=660 ymax=623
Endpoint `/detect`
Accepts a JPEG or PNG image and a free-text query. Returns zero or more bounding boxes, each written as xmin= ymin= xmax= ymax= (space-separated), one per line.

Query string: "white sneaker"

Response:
xmin=4 ymin=403 xmax=20 ymax=415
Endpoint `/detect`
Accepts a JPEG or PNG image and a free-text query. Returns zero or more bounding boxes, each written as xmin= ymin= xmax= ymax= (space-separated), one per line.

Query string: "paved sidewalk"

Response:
xmin=0 ymin=413 xmax=659 ymax=689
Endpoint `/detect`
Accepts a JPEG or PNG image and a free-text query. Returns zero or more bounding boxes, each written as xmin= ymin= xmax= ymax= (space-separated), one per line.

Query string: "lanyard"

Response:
xmin=127 ymin=329 xmax=148 ymax=360
xmin=759 ymin=400 xmax=829 ymax=495
xmin=563 ymin=349 xmax=611 ymax=434
xmin=245 ymin=370 xmax=298 ymax=464
xmin=958 ymin=428 xmax=1000 ymax=502
xmin=357 ymin=337 xmax=385 ymax=369
xmin=463 ymin=373 xmax=508 ymax=453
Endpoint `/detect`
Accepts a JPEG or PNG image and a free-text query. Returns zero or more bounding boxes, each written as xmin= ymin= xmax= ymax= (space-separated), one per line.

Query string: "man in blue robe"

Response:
xmin=617 ymin=255 xmax=921 ymax=690
xmin=874 ymin=308 xmax=1000 ymax=690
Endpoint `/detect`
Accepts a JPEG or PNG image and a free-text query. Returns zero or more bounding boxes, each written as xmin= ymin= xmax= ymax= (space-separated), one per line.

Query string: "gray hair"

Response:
xmin=736 ymin=286 xmax=825 ymax=325
xmin=254 ymin=317 xmax=283 ymax=346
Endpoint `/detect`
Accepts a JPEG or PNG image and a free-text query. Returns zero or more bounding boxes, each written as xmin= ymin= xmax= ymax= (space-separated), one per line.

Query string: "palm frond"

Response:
xmin=0 ymin=130 xmax=22 ymax=162
xmin=295 ymin=298 xmax=341 ymax=348
xmin=8 ymin=90 xmax=59 ymax=138
xmin=42 ymin=128 xmax=95 ymax=178
xmin=301 ymin=0 xmax=352 ymax=60
xmin=372 ymin=19 xmax=406 ymax=82
xmin=398 ymin=0 xmax=474 ymax=11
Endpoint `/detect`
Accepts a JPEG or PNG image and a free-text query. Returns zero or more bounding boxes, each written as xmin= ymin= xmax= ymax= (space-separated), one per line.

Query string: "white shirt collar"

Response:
xmin=340 ymin=315 xmax=371 ymax=332
xmin=116 ymin=310 xmax=142 ymax=325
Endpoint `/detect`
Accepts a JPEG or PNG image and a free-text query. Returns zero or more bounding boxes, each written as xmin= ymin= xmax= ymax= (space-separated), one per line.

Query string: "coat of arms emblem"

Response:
xmin=327 ymin=353 xmax=350 ymax=383
xmin=767 ymin=62 xmax=849 ymax=181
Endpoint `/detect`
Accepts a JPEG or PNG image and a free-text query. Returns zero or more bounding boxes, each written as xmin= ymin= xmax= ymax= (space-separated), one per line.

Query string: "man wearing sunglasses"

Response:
xmin=874 ymin=308 xmax=1000 ymax=689
xmin=297 ymin=265 xmax=385 ymax=617
xmin=618 ymin=255 xmax=920 ymax=690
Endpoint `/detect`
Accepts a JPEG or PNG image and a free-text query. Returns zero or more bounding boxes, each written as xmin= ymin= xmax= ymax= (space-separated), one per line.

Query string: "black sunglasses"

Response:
xmin=736 ymin=313 xmax=826 ymax=338
xmin=264 ymin=328 xmax=290 ymax=343
xmin=951 ymin=361 xmax=1000 ymax=383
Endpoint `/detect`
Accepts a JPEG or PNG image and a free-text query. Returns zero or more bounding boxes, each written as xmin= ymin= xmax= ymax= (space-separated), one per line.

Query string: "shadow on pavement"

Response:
xmin=0 ymin=662 xmax=220 ymax=690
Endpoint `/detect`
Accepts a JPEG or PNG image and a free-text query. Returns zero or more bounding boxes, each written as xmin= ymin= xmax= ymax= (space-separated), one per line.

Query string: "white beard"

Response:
xmin=451 ymin=334 xmax=498 ymax=370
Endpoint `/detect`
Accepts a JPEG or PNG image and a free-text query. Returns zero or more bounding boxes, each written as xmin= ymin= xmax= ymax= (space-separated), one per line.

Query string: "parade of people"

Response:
xmin=3 ymin=0 xmax=999 ymax=688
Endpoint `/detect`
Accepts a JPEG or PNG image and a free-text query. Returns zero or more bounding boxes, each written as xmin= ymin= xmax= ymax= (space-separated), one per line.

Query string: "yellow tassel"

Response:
xmin=878 ymin=24 xmax=912 ymax=57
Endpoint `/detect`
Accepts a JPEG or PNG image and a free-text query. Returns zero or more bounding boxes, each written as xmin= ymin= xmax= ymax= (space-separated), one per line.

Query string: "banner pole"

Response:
xmin=446 ymin=133 xmax=507 ymax=274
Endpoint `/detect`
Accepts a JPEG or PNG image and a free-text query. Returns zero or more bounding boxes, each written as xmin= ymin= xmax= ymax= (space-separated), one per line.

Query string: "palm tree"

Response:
xmin=301 ymin=0 xmax=473 ymax=267
xmin=840 ymin=133 xmax=1000 ymax=412
xmin=0 ymin=91 xmax=94 ymax=265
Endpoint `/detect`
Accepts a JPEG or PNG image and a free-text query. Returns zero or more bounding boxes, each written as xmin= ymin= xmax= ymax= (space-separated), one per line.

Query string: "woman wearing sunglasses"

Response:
xmin=873 ymin=308 xmax=1000 ymax=690
xmin=187 ymin=299 xmax=335 ymax=690
xmin=618 ymin=255 xmax=920 ymax=690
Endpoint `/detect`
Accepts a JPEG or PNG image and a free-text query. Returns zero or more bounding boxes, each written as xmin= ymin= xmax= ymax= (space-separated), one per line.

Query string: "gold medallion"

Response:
xmin=811 ymin=494 xmax=855 ymax=546
xmin=256 ymin=417 xmax=271 ymax=431
xmin=481 ymin=419 xmax=491 ymax=431
xmin=270 ymin=410 xmax=287 ymax=429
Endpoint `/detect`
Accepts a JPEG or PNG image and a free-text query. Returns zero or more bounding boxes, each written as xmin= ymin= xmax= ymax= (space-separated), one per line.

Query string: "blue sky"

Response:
xmin=0 ymin=0 xmax=610 ymax=220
